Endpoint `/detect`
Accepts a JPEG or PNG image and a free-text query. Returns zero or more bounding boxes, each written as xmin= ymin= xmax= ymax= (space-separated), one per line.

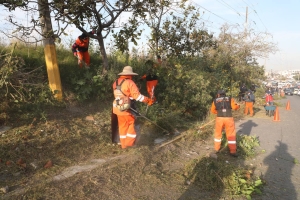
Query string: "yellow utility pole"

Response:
xmin=38 ymin=0 xmax=62 ymax=100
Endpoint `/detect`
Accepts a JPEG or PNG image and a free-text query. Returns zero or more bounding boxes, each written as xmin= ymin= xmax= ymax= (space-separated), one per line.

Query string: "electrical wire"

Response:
xmin=217 ymin=0 xmax=242 ymax=17
xmin=190 ymin=0 xmax=235 ymax=25
xmin=241 ymin=0 xmax=268 ymax=31
xmin=252 ymin=9 xmax=268 ymax=31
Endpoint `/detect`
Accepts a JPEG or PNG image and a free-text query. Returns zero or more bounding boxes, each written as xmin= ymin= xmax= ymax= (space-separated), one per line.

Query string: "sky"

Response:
xmin=0 ymin=0 xmax=300 ymax=72
xmin=191 ymin=0 xmax=300 ymax=72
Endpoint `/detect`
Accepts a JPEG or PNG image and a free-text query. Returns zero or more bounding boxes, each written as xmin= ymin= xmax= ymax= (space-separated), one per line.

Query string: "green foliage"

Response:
xmin=50 ymin=0 xmax=146 ymax=71
xmin=202 ymin=25 xmax=269 ymax=95
xmin=237 ymin=134 xmax=260 ymax=158
xmin=185 ymin=157 xmax=264 ymax=199
xmin=113 ymin=18 xmax=142 ymax=53
xmin=70 ymin=70 xmax=93 ymax=100
xmin=1 ymin=22 xmax=269 ymax=122
xmin=153 ymin=58 xmax=214 ymax=117
xmin=227 ymin=170 xmax=264 ymax=199
xmin=185 ymin=134 xmax=263 ymax=198
xmin=56 ymin=47 xmax=114 ymax=101
xmin=218 ymin=133 xmax=260 ymax=159
xmin=141 ymin=0 xmax=217 ymax=58
xmin=0 ymin=43 xmax=54 ymax=104
xmin=0 ymin=43 xmax=60 ymax=124
xmin=0 ymin=0 xmax=28 ymax=11
xmin=158 ymin=8 xmax=216 ymax=58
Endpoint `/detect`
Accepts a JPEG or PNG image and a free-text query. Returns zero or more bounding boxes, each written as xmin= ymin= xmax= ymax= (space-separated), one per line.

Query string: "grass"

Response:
xmin=182 ymin=132 xmax=262 ymax=199
xmin=0 ymin=44 xmax=265 ymax=199
xmin=0 ymin=98 xmax=264 ymax=200
xmin=0 ymin=83 xmax=271 ymax=200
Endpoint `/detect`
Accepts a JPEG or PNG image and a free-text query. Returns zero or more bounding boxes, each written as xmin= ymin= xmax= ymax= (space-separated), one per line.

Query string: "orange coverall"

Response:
xmin=140 ymin=74 xmax=158 ymax=102
xmin=75 ymin=37 xmax=90 ymax=68
xmin=140 ymin=57 xmax=161 ymax=102
xmin=112 ymin=75 xmax=150 ymax=149
xmin=244 ymin=102 xmax=254 ymax=116
xmin=243 ymin=91 xmax=255 ymax=117
xmin=210 ymin=96 xmax=240 ymax=154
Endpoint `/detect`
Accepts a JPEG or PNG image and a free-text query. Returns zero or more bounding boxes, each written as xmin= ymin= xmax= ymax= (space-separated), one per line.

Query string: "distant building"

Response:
xmin=275 ymin=70 xmax=300 ymax=79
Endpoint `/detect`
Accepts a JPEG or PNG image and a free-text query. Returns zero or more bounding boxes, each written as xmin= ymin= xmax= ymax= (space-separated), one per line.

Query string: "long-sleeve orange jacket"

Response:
xmin=113 ymin=75 xmax=149 ymax=115
xmin=75 ymin=37 xmax=89 ymax=52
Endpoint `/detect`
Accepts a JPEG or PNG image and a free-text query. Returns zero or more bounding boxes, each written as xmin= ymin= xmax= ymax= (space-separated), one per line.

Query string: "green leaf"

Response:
xmin=246 ymin=190 xmax=253 ymax=194
xmin=254 ymin=180 xmax=262 ymax=186
xmin=239 ymin=179 xmax=247 ymax=183
xmin=76 ymin=80 xmax=85 ymax=85
xmin=254 ymin=188 xmax=262 ymax=194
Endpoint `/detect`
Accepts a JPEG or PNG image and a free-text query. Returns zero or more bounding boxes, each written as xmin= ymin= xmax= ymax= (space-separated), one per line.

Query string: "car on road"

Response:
xmin=293 ymin=88 xmax=299 ymax=95
xmin=284 ymin=88 xmax=294 ymax=96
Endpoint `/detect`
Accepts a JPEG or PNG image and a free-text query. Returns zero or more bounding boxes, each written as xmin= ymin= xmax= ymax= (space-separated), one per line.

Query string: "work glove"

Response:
xmin=140 ymin=75 xmax=146 ymax=81
xmin=147 ymin=99 xmax=154 ymax=106
xmin=142 ymin=97 xmax=153 ymax=106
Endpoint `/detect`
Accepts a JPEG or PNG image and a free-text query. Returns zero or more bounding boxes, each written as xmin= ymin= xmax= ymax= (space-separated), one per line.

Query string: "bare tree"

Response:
xmin=207 ymin=24 xmax=278 ymax=66
xmin=202 ymin=24 xmax=278 ymax=90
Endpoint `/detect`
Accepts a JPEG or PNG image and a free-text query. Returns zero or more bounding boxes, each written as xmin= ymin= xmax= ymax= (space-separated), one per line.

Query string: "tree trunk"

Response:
xmin=97 ymin=33 xmax=108 ymax=74
xmin=38 ymin=0 xmax=63 ymax=100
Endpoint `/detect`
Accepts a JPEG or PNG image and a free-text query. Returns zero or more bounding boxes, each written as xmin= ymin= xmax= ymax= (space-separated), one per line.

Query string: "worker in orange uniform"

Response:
xmin=210 ymin=90 xmax=240 ymax=157
xmin=72 ymin=30 xmax=95 ymax=69
xmin=140 ymin=55 xmax=161 ymax=103
xmin=243 ymin=89 xmax=255 ymax=116
xmin=112 ymin=66 xmax=153 ymax=149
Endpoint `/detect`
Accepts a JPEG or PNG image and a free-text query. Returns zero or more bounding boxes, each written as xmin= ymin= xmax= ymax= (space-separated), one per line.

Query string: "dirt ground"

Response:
xmin=0 ymin=99 xmax=265 ymax=200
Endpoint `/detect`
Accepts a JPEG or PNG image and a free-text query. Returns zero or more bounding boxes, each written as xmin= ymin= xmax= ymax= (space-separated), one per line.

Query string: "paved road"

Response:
xmin=235 ymin=95 xmax=300 ymax=200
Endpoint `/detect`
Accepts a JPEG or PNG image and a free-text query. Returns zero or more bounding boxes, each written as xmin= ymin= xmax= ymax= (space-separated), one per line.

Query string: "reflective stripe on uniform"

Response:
xmin=228 ymin=141 xmax=236 ymax=144
xmin=136 ymin=94 xmax=145 ymax=102
xmin=120 ymin=135 xmax=126 ymax=139
xmin=127 ymin=133 xmax=136 ymax=138
xmin=214 ymin=138 xmax=222 ymax=142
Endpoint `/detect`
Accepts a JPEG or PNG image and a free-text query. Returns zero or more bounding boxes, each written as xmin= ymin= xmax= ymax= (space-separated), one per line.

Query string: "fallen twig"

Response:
xmin=198 ymin=119 xmax=215 ymax=129
xmin=157 ymin=119 xmax=216 ymax=149
xmin=213 ymin=169 xmax=225 ymax=185
xmin=157 ymin=130 xmax=190 ymax=149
